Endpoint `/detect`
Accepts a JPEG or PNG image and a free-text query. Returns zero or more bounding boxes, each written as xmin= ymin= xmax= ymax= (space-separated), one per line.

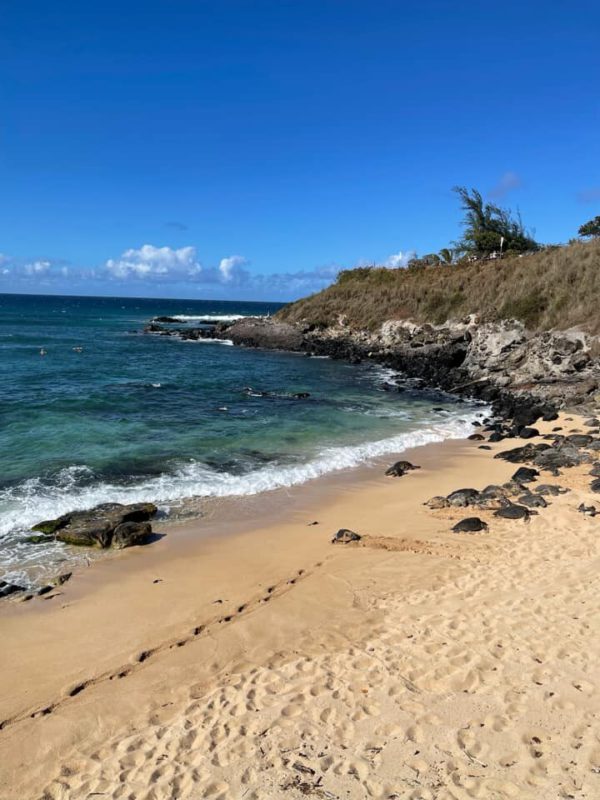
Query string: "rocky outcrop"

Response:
xmin=30 ymin=502 xmax=158 ymax=549
xmin=143 ymin=311 xmax=600 ymax=414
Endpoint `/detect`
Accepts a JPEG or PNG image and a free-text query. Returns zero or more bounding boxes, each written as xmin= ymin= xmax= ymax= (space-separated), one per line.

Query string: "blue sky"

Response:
xmin=1 ymin=0 xmax=599 ymax=300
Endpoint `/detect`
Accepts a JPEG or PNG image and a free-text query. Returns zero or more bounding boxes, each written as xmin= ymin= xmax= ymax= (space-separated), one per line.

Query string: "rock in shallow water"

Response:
xmin=30 ymin=502 xmax=158 ymax=549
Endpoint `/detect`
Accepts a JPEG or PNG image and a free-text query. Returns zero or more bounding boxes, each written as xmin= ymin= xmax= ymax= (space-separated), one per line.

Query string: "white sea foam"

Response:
xmin=0 ymin=410 xmax=482 ymax=543
xmin=182 ymin=338 xmax=234 ymax=346
xmin=164 ymin=314 xmax=254 ymax=322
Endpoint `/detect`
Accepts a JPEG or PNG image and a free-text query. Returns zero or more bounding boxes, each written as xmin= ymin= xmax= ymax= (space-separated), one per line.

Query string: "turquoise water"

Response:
xmin=0 ymin=293 xmax=480 ymax=584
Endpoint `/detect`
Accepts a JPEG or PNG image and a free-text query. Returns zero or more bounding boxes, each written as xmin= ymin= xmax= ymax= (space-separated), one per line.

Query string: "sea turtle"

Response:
xmin=511 ymin=467 xmax=539 ymax=483
xmin=494 ymin=504 xmax=533 ymax=521
xmin=385 ymin=460 xmax=421 ymax=477
xmin=331 ymin=529 xmax=362 ymax=544
xmin=452 ymin=517 xmax=488 ymax=533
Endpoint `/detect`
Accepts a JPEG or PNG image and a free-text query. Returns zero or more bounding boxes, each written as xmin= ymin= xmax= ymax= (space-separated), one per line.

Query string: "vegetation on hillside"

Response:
xmin=452 ymin=186 xmax=539 ymax=256
xmin=579 ymin=215 xmax=600 ymax=238
xmin=278 ymin=238 xmax=600 ymax=332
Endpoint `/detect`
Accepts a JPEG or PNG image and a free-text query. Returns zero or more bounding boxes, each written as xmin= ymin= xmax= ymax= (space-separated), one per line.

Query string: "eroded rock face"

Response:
xmin=31 ymin=502 xmax=158 ymax=549
xmin=144 ymin=313 xmax=600 ymax=411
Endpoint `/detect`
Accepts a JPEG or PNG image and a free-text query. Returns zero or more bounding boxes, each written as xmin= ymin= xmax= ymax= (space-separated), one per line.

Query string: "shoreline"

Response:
xmin=1 ymin=397 xmax=484 ymax=590
xmin=2 ymin=412 xmax=599 ymax=798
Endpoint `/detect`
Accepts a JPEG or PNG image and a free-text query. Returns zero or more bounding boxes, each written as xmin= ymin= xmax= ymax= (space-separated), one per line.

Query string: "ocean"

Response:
xmin=0 ymin=293 xmax=482 ymax=586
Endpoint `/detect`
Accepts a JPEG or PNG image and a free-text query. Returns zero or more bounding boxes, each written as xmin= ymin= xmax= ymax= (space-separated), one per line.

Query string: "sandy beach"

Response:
xmin=1 ymin=414 xmax=599 ymax=800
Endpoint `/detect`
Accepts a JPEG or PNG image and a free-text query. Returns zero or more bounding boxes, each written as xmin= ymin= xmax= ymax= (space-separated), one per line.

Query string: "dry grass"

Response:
xmin=278 ymin=239 xmax=600 ymax=333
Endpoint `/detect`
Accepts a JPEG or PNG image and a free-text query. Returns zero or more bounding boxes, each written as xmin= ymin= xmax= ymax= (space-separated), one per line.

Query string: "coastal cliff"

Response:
xmin=145 ymin=241 xmax=600 ymax=416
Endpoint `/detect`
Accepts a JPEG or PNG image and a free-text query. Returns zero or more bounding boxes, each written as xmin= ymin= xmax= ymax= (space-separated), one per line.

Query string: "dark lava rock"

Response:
xmin=494 ymin=505 xmax=533 ymax=521
xmin=488 ymin=432 xmax=505 ymax=443
xmin=152 ymin=316 xmax=180 ymax=323
xmin=578 ymin=503 xmax=597 ymax=516
xmin=446 ymin=488 xmax=480 ymax=507
xmin=511 ymin=467 xmax=539 ymax=483
xmin=512 ymin=407 xmax=544 ymax=429
xmin=518 ymin=493 xmax=548 ymax=508
xmin=519 ymin=427 xmax=540 ymax=439
xmin=590 ymin=479 xmax=600 ymax=494
xmin=112 ymin=521 xmax=152 ymax=550
xmin=542 ymin=410 xmax=559 ymax=422
xmin=332 ymin=528 xmax=362 ymax=544
xmin=588 ymin=440 xmax=600 ymax=452
xmin=385 ymin=460 xmax=421 ymax=477
xmin=495 ymin=443 xmax=549 ymax=464
xmin=468 ymin=433 xmax=485 ymax=441
xmin=478 ymin=445 xmax=492 ymax=450
xmin=31 ymin=502 xmax=158 ymax=549
xmin=452 ymin=517 xmax=488 ymax=533
xmin=0 ymin=580 xmax=27 ymax=598
xmin=566 ymin=434 xmax=594 ymax=448
xmin=589 ymin=463 xmax=600 ymax=478
xmin=226 ymin=317 xmax=305 ymax=351
xmin=584 ymin=418 xmax=600 ymax=427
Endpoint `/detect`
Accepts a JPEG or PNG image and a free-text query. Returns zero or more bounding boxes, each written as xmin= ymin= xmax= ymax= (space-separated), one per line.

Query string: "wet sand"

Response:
xmin=1 ymin=414 xmax=599 ymax=799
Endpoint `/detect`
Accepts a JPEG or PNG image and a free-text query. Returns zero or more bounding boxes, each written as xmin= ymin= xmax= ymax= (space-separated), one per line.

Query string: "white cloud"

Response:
xmin=23 ymin=259 xmax=51 ymax=275
xmin=218 ymin=255 xmax=248 ymax=282
xmin=105 ymin=245 xmax=202 ymax=279
xmin=384 ymin=251 xmax=414 ymax=268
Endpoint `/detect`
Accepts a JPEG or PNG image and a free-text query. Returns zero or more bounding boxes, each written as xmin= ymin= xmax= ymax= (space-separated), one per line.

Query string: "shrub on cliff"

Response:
xmin=453 ymin=186 xmax=539 ymax=255
xmin=579 ymin=216 xmax=600 ymax=238
xmin=277 ymin=238 xmax=600 ymax=333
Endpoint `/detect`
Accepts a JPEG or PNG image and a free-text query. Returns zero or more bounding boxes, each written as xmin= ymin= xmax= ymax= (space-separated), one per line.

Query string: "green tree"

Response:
xmin=453 ymin=186 xmax=539 ymax=256
xmin=438 ymin=247 xmax=454 ymax=264
xmin=578 ymin=216 xmax=600 ymax=238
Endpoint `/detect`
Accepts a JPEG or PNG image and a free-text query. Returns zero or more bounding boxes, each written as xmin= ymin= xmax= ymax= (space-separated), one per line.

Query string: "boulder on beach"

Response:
xmin=30 ymin=502 xmax=158 ymax=549
xmin=519 ymin=427 xmax=540 ymax=439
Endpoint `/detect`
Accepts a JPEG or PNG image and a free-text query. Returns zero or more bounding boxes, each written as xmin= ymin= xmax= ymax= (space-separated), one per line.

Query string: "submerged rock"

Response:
xmin=30 ymin=502 xmax=158 ymax=549
xmin=0 ymin=580 xmax=27 ymax=598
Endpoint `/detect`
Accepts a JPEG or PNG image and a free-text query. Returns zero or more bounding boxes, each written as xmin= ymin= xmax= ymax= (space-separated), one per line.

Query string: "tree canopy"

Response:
xmin=453 ymin=186 xmax=539 ymax=255
xmin=578 ymin=216 xmax=600 ymax=238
